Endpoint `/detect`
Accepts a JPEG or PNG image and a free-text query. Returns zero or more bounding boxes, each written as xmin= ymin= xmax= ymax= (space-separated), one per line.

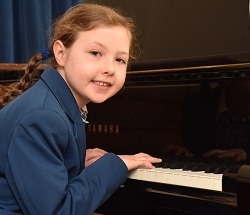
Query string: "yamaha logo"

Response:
xmin=87 ymin=124 xmax=119 ymax=134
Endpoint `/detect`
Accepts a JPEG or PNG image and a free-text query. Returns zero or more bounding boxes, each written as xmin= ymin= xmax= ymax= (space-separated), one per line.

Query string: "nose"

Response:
xmin=102 ymin=59 xmax=115 ymax=76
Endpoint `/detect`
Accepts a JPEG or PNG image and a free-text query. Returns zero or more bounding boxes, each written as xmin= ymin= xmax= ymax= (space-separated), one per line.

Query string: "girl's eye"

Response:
xmin=116 ymin=58 xmax=127 ymax=65
xmin=90 ymin=51 xmax=101 ymax=57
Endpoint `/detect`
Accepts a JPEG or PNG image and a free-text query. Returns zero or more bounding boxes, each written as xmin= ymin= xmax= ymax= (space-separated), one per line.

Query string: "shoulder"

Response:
xmin=11 ymin=109 xmax=71 ymax=157
xmin=18 ymin=109 xmax=69 ymax=129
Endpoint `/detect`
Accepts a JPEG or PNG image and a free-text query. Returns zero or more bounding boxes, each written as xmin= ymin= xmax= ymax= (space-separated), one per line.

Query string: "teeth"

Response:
xmin=94 ymin=81 xmax=110 ymax=86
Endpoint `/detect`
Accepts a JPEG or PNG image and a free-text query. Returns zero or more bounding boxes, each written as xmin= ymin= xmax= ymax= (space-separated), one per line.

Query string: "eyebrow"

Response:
xmin=91 ymin=41 xmax=129 ymax=56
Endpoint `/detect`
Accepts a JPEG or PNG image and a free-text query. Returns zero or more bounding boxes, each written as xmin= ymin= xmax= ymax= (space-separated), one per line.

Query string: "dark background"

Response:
xmin=86 ymin=0 xmax=250 ymax=65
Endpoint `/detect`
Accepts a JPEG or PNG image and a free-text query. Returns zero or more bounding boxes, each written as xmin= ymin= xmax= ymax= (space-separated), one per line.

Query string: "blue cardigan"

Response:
xmin=0 ymin=68 xmax=128 ymax=215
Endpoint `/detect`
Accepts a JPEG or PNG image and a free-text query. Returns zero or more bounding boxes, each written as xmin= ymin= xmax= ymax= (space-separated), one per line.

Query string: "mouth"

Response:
xmin=92 ymin=80 xmax=112 ymax=87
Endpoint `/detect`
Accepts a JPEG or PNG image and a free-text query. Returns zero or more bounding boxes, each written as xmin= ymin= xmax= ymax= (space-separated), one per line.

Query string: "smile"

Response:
xmin=92 ymin=81 xmax=111 ymax=87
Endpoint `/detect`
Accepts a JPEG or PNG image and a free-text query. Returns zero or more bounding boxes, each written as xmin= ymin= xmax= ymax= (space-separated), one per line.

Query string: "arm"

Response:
xmin=6 ymin=110 xmax=127 ymax=215
xmin=85 ymin=149 xmax=161 ymax=169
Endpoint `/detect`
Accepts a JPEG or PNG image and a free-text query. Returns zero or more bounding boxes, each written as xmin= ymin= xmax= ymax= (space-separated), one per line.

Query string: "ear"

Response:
xmin=53 ymin=40 xmax=66 ymax=66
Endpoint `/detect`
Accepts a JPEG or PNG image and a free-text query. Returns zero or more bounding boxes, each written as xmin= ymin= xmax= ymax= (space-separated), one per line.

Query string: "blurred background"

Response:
xmin=0 ymin=0 xmax=82 ymax=63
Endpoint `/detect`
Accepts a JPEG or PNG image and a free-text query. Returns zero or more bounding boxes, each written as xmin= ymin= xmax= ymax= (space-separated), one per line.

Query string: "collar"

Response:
xmin=41 ymin=67 xmax=79 ymax=122
xmin=80 ymin=106 xmax=89 ymax=123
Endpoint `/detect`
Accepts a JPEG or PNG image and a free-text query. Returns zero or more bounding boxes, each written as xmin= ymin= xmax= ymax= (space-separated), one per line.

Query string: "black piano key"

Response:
xmin=162 ymin=159 xmax=176 ymax=168
xmin=204 ymin=164 xmax=218 ymax=173
xmin=214 ymin=166 xmax=230 ymax=174
xmin=170 ymin=161 xmax=187 ymax=169
xmin=182 ymin=163 xmax=193 ymax=171
xmin=160 ymin=155 xmax=245 ymax=177
xmin=191 ymin=162 xmax=209 ymax=172
xmin=161 ymin=154 xmax=184 ymax=168
xmin=168 ymin=155 xmax=194 ymax=169
xmin=182 ymin=161 xmax=198 ymax=171
xmin=154 ymin=162 xmax=163 ymax=168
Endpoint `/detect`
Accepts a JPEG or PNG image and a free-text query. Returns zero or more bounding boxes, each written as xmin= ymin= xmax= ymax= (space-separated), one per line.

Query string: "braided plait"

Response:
xmin=0 ymin=53 xmax=45 ymax=108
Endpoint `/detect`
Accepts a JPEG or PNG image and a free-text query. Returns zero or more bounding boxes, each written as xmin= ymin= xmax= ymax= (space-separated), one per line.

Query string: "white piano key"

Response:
xmin=128 ymin=168 xmax=223 ymax=191
xmin=147 ymin=169 xmax=158 ymax=182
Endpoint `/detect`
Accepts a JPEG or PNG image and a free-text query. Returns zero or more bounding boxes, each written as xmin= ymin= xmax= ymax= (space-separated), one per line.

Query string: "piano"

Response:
xmin=84 ymin=59 xmax=250 ymax=215
xmin=2 ymin=1 xmax=250 ymax=214
xmin=1 ymin=61 xmax=250 ymax=214
xmin=94 ymin=2 xmax=250 ymax=213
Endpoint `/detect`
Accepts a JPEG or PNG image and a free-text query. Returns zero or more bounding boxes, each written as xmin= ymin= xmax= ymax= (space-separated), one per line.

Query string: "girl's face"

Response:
xmin=54 ymin=26 xmax=131 ymax=108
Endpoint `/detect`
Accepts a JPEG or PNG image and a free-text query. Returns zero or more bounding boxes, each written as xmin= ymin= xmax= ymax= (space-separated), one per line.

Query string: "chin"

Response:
xmin=91 ymin=97 xmax=109 ymax=104
xmin=90 ymin=92 xmax=115 ymax=104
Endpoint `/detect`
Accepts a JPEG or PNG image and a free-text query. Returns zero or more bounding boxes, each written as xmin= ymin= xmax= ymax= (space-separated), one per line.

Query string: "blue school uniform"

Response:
xmin=0 ymin=68 xmax=128 ymax=215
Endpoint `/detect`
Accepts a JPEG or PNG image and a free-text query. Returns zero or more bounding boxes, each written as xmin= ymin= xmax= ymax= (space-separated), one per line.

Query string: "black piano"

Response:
xmin=1 ymin=60 xmax=250 ymax=215
xmin=83 ymin=0 xmax=250 ymax=213
xmin=2 ymin=0 xmax=250 ymax=213
xmin=83 ymin=59 xmax=250 ymax=215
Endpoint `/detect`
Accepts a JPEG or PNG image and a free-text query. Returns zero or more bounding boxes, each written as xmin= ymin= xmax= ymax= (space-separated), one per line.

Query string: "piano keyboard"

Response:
xmin=128 ymin=168 xmax=223 ymax=191
xmin=128 ymin=155 xmax=244 ymax=192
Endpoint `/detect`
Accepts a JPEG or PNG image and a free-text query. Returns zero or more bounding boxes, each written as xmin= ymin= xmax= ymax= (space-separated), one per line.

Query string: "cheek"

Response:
xmin=116 ymin=72 xmax=126 ymax=89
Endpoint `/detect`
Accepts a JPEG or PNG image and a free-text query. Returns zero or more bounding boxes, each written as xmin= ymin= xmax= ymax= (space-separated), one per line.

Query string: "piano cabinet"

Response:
xmin=85 ymin=62 xmax=250 ymax=215
xmin=96 ymin=168 xmax=250 ymax=215
xmin=95 ymin=181 xmax=238 ymax=215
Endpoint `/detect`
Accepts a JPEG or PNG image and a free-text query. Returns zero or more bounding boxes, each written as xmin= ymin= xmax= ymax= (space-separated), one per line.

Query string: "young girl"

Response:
xmin=0 ymin=3 xmax=161 ymax=215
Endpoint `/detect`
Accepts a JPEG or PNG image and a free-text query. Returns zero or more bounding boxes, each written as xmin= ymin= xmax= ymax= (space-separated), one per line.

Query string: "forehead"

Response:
xmin=75 ymin=26 xmax=131 ymax=50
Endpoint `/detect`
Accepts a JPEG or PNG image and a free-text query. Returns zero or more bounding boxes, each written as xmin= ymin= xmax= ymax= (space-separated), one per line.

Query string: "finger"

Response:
xmin=90 ymin=148 xmax=107 ymax=154
xmin=133 ymin=152 xmax=152 ymax=158
xmin=85 ymin=157 xmax=100 ymax=167
xmin=95 ymin=147 xmax=107 ymax=153
xmin=133 ymin=153 xmax=162 ymax=163
xmin=136 ymin=160 xmax=155 ymax=169
xmin=86 ymin=148 xmax=107 ymax=159
xmin=119 ymin=154 xmax=162 ymax=171
xmin=137 ymin=156 xmax=162 ymax=163
xmin=86 ymin=152 xmax=102 ymax=160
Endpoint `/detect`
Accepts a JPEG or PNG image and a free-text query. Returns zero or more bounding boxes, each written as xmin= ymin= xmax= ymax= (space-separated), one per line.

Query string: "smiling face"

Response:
xmin=53 ymin=26 xmax=131 ymax=108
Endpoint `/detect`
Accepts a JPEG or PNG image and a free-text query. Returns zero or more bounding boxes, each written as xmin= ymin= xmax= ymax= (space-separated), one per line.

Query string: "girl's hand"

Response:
xmin=85 ymin=148 xmax=107 ymax=167
xmin=118 ymin=153 xmax=162 ymax=171
xmin=203 ymin=148 xmax=247 ymax=161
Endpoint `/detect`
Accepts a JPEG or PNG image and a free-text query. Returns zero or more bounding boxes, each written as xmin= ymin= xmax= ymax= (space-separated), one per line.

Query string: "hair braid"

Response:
xmin=0 ymin=53 xmax=45 ymax=108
